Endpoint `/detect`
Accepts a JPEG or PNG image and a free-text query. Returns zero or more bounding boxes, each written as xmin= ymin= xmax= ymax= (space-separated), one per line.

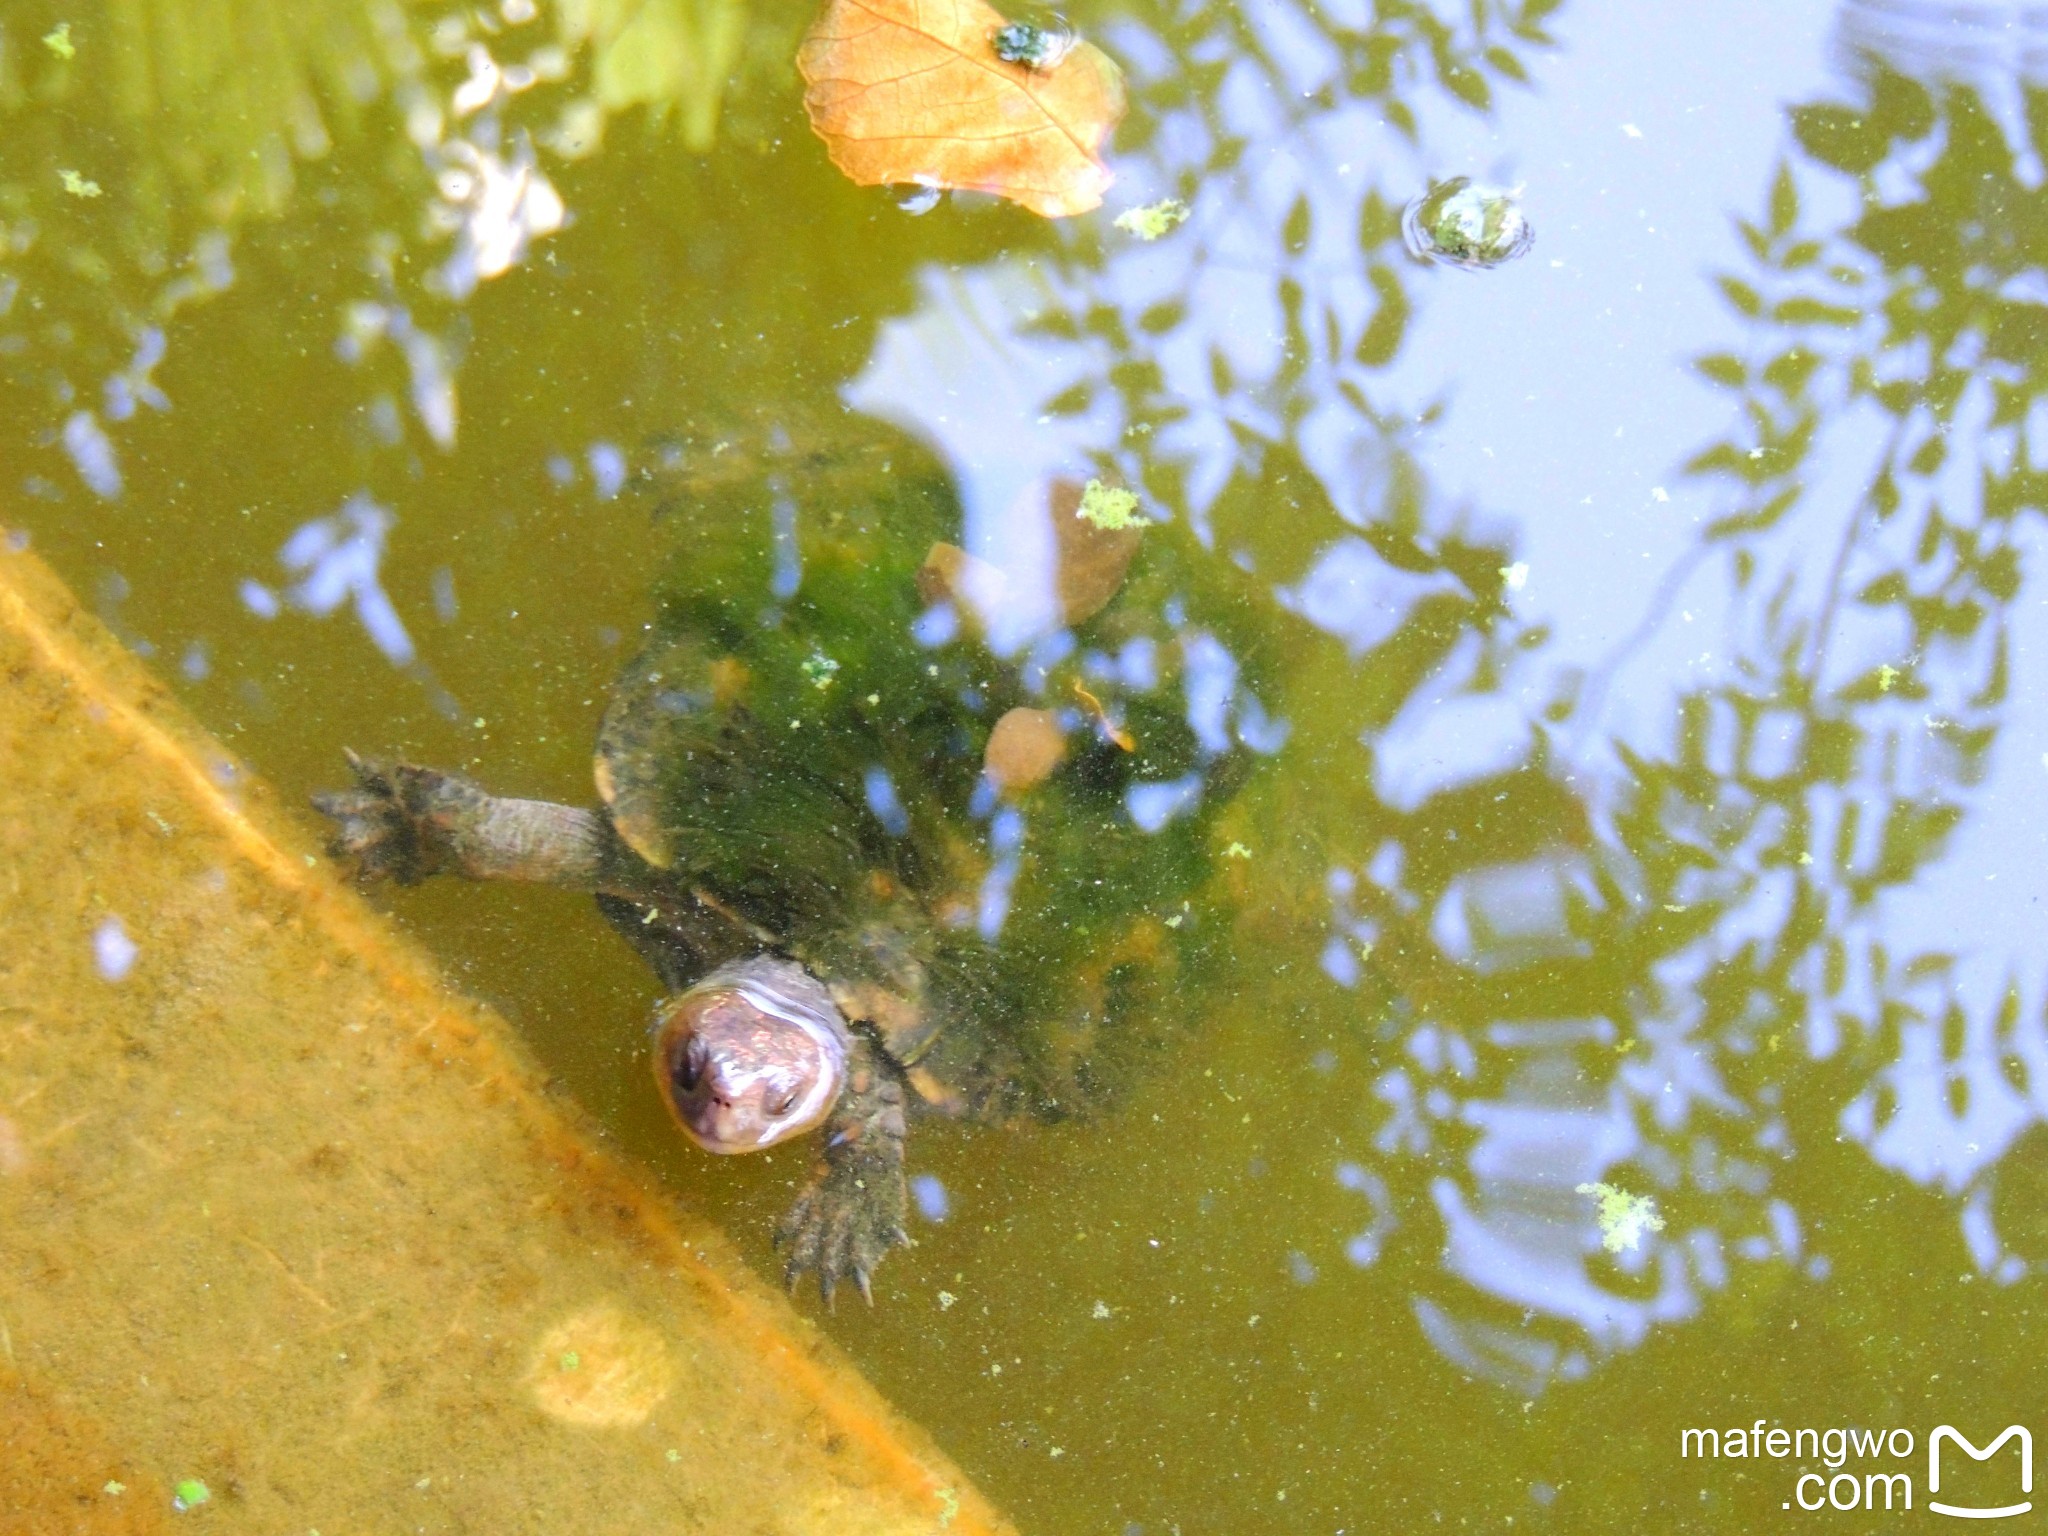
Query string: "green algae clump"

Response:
xmin=1576 ymin=1181 xmax=1665 ymax=1253
xmin=1076 ymin=480 xmax=1143 ymax=530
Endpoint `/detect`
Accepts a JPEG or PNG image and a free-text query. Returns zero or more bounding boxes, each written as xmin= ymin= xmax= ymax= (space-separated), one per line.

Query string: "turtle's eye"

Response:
xmin=765 ymin=1090 xmax=799 ymax=1119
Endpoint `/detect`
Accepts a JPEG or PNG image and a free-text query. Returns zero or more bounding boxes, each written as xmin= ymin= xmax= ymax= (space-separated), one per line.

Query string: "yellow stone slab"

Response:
xmin=0 ymin=536 xmax=1009 ymax=1536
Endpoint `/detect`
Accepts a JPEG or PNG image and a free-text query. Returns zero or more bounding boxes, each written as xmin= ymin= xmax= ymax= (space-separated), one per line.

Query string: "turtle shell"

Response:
xmin=595 ymin=432 xmax=1259 ymax=1120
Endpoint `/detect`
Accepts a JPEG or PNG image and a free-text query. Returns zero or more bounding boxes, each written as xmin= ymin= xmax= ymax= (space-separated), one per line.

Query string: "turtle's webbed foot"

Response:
xmin=775 ymin=1042 xmax=911 ymax=1306
xmin=310 ymin=750 xmax=483 ymax=886
xmin=776 ymin=1140 xmax=911 ymax=1307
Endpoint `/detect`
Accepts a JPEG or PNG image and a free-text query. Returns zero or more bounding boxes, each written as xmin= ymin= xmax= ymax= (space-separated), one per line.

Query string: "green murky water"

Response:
xmin=9 ymin=0 xmax=2048 ymax=1528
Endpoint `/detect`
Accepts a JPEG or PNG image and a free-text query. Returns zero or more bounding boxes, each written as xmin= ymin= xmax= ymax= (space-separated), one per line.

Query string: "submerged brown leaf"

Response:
xmin=1049 ymin=476 xmax=1142 ymax=625
xmin=796 ymin=0 xmax=1126 ymax=219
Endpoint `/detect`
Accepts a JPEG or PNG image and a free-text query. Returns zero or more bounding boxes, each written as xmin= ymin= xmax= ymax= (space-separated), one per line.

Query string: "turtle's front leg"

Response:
xmin=776 ymin=1031 xmax=912 ymax=1305
xmin=312 ymin=749 xmax=632 ymax=891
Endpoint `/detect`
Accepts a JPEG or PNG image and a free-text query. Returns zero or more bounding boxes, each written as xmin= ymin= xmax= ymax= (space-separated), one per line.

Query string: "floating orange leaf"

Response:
xmin=796 ymin=0 xmax=1126 ymax=219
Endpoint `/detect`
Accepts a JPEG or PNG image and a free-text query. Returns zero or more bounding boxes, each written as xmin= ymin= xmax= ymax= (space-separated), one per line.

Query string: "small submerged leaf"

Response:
xmin=796 ymin=0 xmax=1125 ymax=219
xmin=1049 ymin=477 xmax=1141 ymax=623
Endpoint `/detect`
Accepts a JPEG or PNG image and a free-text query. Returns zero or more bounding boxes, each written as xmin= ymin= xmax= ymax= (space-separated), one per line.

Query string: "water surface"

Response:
xmin=7 ymin=0 xmax=2048 ymax=1528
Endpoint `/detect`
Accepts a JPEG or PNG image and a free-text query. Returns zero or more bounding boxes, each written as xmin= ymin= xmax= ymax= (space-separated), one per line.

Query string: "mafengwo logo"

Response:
xmin=1680 ymin=1421 xmax=2032 ymax=1517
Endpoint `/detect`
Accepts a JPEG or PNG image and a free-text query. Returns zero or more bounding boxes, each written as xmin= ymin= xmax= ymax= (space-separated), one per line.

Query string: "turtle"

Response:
xmin=312 ymin=433 xmax=1263 ymax=1301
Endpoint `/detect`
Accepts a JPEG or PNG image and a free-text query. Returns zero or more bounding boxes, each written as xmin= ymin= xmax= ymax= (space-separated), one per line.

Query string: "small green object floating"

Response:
xmin=172 ymin=1478 xmax=210 ymax=1511
xmin=1401 ymin=177 xmax=1533 ymax=271
xmin=1575 ymin=1180 xmax=1666 ymax=1253
xmin=59 ymin=170 xmax=103 ymax=199
xmin=43 ymin=23 xmax=76 ymax=58
xmin=558 ymin=1350 xmax=580 ymax=1371
xmin=1114 ymin=199 xmax=1190 ymax=241
xmin=1075 ymin=480 xmax=1142 ymax=531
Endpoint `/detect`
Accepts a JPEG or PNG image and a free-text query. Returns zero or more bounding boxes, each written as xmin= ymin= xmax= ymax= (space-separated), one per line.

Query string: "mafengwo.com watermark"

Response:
xmin=1683 ymin=1421 xmax=2032 ymax=1517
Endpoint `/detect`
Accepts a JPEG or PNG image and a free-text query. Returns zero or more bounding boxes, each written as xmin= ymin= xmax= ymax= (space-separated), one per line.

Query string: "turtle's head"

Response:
xmin=653 ymin=959 xmax=849 ymax=1153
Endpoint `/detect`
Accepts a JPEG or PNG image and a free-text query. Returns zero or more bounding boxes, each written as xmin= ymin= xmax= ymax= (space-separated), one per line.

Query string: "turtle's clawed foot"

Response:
xmin=775 ymin=1138 xmax=912 ymax=1307
xmin=310 ymin=750 xmax=479 ymax=886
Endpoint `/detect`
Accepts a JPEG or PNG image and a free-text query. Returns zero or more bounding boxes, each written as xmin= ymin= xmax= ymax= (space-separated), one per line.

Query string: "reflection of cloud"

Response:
xmin=1180 ymin=631 xmax=1291 ymax=756
xmin=977 ymin=807 xmax=1024 ymax=939
xmin=1435 ymin=1170 xmax=1694 ymax=1353
xmin=586 ymin=442 xmax=626 ymax=499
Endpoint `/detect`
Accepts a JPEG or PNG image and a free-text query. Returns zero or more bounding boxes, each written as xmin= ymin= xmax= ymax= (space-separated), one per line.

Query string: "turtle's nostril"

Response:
xmin=677 ymin=1036 xmax=709 ymax=1091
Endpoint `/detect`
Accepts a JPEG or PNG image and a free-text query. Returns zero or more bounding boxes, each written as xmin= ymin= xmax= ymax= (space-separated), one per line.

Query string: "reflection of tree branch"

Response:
xmin=1031 ymin=0 xmax=1556 ymax=520
xmin=1569 ymin=541 xmax=1713 ymax=752
xmin=1805 ymin=414 xmax=1908 ymax=684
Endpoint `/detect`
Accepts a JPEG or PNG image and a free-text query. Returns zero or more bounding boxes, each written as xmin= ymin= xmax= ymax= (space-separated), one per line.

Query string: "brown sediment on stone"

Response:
xmin=0 ymin=1369 xmax=173 ymax=1535
xmin=0 ymin=539 xmax=1013 ymax=1536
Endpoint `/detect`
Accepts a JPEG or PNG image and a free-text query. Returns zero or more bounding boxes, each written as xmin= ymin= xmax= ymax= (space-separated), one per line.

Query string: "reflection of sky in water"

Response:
xmin=976 ymin=806 xmax=1025 ymax=939
xmin=911 ymin=1172 xmax=951 ymax=1223
xmin=246 ymin=494 xmax=415 ymax=666
xmin=864 ymin=765 xmax=912 ymax=837
xmin=1126 ymin=773 xmax=1203 ymax=833
xmin=839 ymin=0 xmax=2048 ymax=1388
xmin=93 ymin=916 xmax=138 ymax=983
xmin=62 ymin=410 xmax=121 ymax=500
